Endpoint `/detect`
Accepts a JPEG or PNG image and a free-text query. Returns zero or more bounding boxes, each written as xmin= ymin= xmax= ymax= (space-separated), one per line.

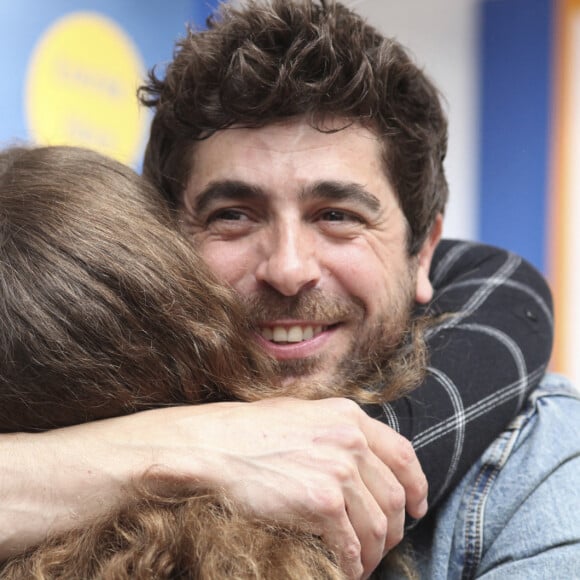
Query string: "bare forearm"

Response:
xmin=0 ymin=405 xmax=238 ymax=559
xmin=0 ymin=427 xmax=137 ymax=560
xmin=0 ymin=406 xmax=236 ymax=558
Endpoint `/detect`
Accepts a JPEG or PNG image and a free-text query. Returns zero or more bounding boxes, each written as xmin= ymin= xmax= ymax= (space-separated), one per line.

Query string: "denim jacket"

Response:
xmin=381 ymin=373 xmax=580 ymax=579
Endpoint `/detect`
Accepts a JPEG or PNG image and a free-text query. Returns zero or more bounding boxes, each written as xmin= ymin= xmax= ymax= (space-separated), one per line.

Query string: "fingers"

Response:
xmin=360 ymin=412 xmax=429 ymax=520
xmin=340 ymin=469 xmax=389 ymax=576
xmin=310 ymin=436 xmax=407 ymax=577
xmin=130 ymin=398 xmax=426 ymax=578
xmin=305 ymin=480 xmax=385 ymax=579
xmin=304 ymin=408 xmax=404 ymax=577
xmin=358 ymin=450 xmax=405 ymax=554
xmin=334 ymin=422 xmax=407 ymax=568
xmin=315 ymin=495 xmax=365 ymax=580
xmin=270 ymin=398 xmax=425 ymax=576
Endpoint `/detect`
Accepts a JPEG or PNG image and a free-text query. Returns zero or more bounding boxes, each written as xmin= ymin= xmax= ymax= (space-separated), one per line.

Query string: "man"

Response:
xmin=137 ymin=0 xmax=579 ymax=576
xmin=0 ymin=1 xmax=563 ymax=577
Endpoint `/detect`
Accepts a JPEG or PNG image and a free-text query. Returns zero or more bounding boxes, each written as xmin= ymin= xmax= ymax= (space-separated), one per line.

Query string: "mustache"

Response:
xmin=240 ymin=288 xmax=366 ymax=323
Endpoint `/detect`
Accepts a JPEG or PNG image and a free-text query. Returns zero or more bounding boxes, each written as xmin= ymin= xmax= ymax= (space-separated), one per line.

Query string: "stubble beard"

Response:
xmin=242 ymin=273 xmax=417 ymax=399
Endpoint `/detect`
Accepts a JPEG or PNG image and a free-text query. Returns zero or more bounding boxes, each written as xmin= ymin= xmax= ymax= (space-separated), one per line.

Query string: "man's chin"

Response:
xmin=275 ymin=360 xmax=340 ymax=400
xmin=277 ymin=375 xmax=335 ymax=400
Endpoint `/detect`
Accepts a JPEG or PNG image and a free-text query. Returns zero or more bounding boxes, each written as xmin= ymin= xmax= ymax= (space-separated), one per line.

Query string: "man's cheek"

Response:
xmin=205 ymin=251 xmax=253 ymax=290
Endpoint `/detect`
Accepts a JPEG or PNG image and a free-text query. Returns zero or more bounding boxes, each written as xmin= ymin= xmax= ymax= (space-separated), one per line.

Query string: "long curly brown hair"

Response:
xmin=139 ymin=0 xmax=449 ymax=256
xmin=0 ymin=145 xmax=423 ymax=578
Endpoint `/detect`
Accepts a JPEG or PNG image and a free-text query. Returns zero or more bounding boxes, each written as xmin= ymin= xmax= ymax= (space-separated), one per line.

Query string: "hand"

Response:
xmin=0 ymin=398 xmax=427 ymax=578
xmin=97 ymin=397 xmax=427 ymax=578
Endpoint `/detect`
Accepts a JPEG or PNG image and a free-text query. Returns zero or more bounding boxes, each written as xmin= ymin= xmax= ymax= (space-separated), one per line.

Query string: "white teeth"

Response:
xmin=273 ymin=327 xmax=289 ymax=342
xmin=260 ymin=325 xmax=325 ymax=343
xmin=287 ymin=326 xmax=303 ymax=342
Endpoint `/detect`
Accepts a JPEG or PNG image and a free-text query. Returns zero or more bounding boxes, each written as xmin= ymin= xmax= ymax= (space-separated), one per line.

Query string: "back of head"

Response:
xmin=0 ymin=145 xmax=417 ymax=578
xmin=0 ymin=145 xmax=274 ymax=431
xmin=140 ymin=0 xmax=449 ymax=255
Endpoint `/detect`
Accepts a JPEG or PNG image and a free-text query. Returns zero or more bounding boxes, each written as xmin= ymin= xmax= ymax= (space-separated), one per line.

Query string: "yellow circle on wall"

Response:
xmin=25 ymin=12 xmax=148 ymax=166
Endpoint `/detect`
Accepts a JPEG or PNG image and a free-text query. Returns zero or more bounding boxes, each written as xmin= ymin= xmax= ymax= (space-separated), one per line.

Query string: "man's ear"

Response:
xmin=415 ymin=214 xmax=443 ymax=304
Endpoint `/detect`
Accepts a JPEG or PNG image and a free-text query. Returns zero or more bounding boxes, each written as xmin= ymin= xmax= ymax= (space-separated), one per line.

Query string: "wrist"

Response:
xmin=0 ymin=421 xmax=137 ymax=559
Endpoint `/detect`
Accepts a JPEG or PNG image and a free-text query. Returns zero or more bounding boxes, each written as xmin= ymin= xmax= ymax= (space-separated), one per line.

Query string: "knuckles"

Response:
xmin=316 ymin=422 xmax=369 ymax=457
xmin=384 ymin=483 xmax=406 ymax=515
xmin=413 ymin=473 xmax=429 ymax=500
xmin=339 ymin=425 xmax=369 ymax=453
xmin=328 ymin=458 xmax=359 ymax=485
xmin=323 ymin=397 xmax=367 ymax=424
xmin=369 ymin=513 xmax=388 ymax=544
xmin=392 ymin=435 xmax=417 ymax=468
xmin=343 ymin=539 xmax=362 ymax=563
xmin=307 ymin=487 xmax=346 ymax=519
xmin=340 ymin=539 xmax=364 ymax=579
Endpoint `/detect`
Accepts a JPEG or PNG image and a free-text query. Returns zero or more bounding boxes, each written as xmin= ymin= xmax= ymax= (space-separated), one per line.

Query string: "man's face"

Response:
xmin=182 ymin=117 xmax=438 ymax=394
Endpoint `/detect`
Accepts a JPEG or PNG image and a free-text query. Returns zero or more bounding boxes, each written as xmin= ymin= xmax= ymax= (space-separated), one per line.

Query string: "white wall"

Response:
xmin=351 ymin=0 xmax=481 ymax=241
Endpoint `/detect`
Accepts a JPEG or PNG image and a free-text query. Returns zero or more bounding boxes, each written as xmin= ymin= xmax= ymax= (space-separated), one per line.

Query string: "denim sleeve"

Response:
xmin=411 ymin=374 xmax=580 ymax=579
xmin=365 ymin=239 xmax=554 ymax=510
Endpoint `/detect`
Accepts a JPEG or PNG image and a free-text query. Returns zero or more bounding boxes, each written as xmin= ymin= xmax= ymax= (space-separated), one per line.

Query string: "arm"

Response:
xmin=0 ymin=398 xmax=426 ymax=578
xmin=368 ymin=239 xmax=554 ymax=508
xmin=473 ymin=379 xmax=580 ymax=578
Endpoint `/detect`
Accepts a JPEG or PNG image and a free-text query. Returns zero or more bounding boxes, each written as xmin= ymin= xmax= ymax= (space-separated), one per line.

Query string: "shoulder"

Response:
xmin=485 ymin=374 xmax=580 ymax=512
xmin=412 ymin=373 xmax=580 ymax=579
xmin=431 ymin=239 xmax=550 ymax=292
xmin=475 ymin=374 xmax=580 ymax=577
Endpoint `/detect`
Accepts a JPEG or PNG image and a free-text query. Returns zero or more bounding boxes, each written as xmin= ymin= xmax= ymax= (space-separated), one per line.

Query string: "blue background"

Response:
xmin=0 ymin=0 xmax=217 ymax=152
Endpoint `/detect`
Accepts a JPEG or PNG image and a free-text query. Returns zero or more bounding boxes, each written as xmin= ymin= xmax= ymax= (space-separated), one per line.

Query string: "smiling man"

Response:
xmin=136 ymin=0 xmax=579 ymax=576
xmin=181 ymin=119 xmax=433 ymax=396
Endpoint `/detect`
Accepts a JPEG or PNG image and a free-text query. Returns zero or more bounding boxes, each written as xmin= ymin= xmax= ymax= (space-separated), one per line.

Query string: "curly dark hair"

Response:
xmin=139 ymin=0 xmax=449 ymax=255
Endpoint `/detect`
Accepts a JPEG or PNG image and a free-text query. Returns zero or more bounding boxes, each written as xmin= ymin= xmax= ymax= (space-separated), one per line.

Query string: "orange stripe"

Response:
xmin=548 ymin=0 xmax=578 ymax=373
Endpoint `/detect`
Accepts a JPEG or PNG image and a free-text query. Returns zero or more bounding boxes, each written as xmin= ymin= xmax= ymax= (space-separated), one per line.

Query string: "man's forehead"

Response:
xmin=191 ymin=116 xmax=381 ymax=154
xmin=185 ymin=117 xmax=387 ymax=190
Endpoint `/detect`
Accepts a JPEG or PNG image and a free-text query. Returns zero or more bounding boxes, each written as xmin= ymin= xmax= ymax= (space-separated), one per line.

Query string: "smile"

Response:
xmin=259 ymin=324 xmax=326 ymax=343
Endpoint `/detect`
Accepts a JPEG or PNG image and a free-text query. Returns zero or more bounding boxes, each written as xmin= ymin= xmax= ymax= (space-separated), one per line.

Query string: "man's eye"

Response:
xmin=319 ymin=210 xmax=363 ymax=223
xmin=208 ymin=209 xmax=248 ymax=222
xmin=203 ymin=208 xmax=255 ymax=237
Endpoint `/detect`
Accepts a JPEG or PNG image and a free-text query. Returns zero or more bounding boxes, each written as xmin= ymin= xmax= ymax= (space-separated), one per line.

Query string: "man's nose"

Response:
xmin=255 ymin=224 xmax=321 ymax=296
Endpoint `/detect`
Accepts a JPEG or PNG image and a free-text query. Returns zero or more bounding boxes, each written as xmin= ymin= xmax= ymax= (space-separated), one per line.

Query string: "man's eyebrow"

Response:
xmin=303 ymin=181 xmax=382 ymax=213
xmin=192 ymin=180 xmax=267 ymax=213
